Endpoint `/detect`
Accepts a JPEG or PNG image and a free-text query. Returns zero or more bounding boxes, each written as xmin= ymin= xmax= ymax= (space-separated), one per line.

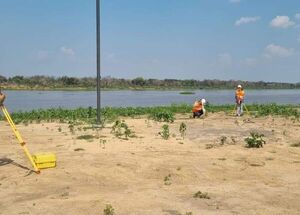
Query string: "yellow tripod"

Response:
xmin=1 ymin=105 xmax=40 ymax=173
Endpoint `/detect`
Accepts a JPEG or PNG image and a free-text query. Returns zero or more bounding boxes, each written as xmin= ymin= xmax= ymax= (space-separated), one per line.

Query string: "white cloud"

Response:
xmin=235 ymin=16 xmax=260 ymax=26
xmin=264 ymin=44 xmax=294 ymax=58
xmin=270 ymin=16 xmax=295 ymax=28
xmin=295 ymin=13 xmax=300 ymax=19
xmin=229 ymin=0 xmax=240 ymax=3
xmin=60 ymin=46 xmax=75 ymax=56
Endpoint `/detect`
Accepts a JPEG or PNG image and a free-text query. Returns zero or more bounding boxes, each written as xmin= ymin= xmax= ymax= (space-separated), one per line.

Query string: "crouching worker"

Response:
xmin=0 ymin=90 xmax=5 ymax=106
xmin=192 ymin=99 xmax=206 ymax=118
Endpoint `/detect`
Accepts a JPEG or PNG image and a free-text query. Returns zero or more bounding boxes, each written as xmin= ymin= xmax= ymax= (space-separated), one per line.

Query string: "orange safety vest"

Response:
xmin=235 ymin=89 xmax=245 ymax=101
xmin=192 ymin=101 xmax=203 ymax=113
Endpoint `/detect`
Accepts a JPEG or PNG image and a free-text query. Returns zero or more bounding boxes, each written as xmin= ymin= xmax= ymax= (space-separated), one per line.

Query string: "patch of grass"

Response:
xmin=77 ymin=134 xmax=95 ymax=140
xmin=245 ymin=132 xmax=266 ymax=148
xmin=2 ymin=104 xmax=299 ymax=124
xmin=74 ymin=148 xmax=85 ymax=152
xmin=290 ymin=142 xmax=300 ymax=148
xmin=164 ymin=174 xmax=172 ymax=185
xmin=205 ymin=144 xmax=214 ymax=149
xmin=177 ymin=212 xmax=193 ymax=215
xmin=193 ymin=191 xmax=210 ymax=199
xmin=179 ymin=91 xmax=195 ymax=95
xmin=103 ymin=204 xmax=114 ymax=215
xmin=150 ymin=110 xmax=175 ymax=123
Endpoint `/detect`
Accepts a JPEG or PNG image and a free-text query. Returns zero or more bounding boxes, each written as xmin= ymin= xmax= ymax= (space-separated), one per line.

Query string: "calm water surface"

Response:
xmin=3 ymin=89 xmax=300 ymax=112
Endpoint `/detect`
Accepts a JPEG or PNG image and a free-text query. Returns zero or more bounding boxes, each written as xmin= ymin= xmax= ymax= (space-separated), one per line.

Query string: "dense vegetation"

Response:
xmin=0 ymin=104 xmax=298 ymax=124
xmin=0 ymin=75 xmax=299 ymax=90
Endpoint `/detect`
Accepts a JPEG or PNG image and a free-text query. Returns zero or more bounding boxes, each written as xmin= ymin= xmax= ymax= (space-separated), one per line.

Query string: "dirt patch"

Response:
xmin=0 ymin=113 xmax=300 ymax=215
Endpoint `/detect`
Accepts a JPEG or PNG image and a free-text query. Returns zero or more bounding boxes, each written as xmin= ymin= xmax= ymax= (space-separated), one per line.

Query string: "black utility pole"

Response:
xmin=96 ymin=0 xmax=101 ymax=124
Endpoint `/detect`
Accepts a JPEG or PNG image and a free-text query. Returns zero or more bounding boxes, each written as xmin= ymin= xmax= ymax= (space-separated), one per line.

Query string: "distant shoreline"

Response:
xmin=2 ymin=86 xmax=300 ymax=91
xmin=1 ymin=76 xmax=299 ymax=91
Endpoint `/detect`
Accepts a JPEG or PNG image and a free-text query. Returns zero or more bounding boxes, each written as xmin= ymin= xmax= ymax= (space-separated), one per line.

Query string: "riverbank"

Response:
xmin=2 ymin=104 xmax=299 ymax=125
xmin=1 ymin=112 xmax=300 ymax=214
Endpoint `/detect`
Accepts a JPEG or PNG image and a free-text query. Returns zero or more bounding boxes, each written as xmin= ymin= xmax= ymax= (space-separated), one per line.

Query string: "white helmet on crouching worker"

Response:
xmin=237 ymin=84 xmax=242 ymax=89
xmin=201 ymin=99 xmax=206 ymax=105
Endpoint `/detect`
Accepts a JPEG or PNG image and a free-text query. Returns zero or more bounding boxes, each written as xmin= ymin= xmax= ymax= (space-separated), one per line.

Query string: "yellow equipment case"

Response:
xmin=32 ymin=153 xmax=56 ymax=169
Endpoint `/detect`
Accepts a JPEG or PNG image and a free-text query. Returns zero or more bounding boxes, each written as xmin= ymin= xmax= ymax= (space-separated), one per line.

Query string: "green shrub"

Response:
xmin=111 ymin=120 xmax=134 ymax=139
xmin=159 ymin=124 xmax=170 ymax=140
xmin=150 ymin=111 xmax=175 ymax=123
xmin=103 ymin=204 xmax=114 ymax=215
xmin=245 ymin=132 xmax=266 ymax=148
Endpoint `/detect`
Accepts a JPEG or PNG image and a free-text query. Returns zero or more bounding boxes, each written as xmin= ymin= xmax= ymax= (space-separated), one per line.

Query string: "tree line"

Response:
xmin=0 ymin=75 xmax=299 ymax=90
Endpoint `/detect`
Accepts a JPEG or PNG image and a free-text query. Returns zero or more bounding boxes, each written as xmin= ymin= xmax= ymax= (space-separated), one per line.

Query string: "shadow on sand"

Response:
xmin=0 ymin=157 xmax=34 ymax=175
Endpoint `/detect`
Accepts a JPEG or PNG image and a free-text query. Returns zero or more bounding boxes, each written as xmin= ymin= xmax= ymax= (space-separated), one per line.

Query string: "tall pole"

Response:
xmin=96 ymin=0 xmax=101 ymax=124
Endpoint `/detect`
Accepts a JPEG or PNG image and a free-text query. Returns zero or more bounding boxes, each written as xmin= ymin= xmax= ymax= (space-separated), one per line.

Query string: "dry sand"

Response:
xmin=0 ymin=112 xmax=300 ymax=215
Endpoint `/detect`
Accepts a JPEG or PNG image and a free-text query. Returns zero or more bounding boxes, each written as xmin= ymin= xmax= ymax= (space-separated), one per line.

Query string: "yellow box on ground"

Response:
xmin=32 ymin=153 xmax=56 ymax=169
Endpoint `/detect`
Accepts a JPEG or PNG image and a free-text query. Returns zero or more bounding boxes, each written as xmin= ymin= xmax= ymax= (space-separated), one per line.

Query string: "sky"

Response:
xmin=0 ymin=0 xmax=300 ymax=82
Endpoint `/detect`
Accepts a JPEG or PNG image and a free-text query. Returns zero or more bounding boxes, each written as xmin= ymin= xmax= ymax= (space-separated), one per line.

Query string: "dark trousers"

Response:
xmin=193 ymin=109 xmax=204 ymax=118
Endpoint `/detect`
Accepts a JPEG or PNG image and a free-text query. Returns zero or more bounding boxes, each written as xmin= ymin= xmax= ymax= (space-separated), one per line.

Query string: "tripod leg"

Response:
xmin=1 ymin=106 xmax=40 ymax=173
xmin=243 ymin=104 xmax=250 ymax=116
xmin=232 ymin=104 xmax=237 ymax=116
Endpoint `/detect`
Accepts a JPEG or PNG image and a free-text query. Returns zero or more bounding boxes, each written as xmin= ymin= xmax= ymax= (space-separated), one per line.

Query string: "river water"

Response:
xmin=2 ymin=89 xmax=300 ymax=112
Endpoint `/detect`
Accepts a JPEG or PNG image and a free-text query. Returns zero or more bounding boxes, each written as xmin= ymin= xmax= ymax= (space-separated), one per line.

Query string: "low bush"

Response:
xmin=245 ymin=132 xmax=266 ymax=148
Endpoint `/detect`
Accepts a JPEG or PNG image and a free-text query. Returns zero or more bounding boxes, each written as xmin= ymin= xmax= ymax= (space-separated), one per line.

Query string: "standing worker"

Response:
xmin=192 ymin=98 xmax=206 ymax=118
xmin=235 ymin=84 xmax=245 ymax=116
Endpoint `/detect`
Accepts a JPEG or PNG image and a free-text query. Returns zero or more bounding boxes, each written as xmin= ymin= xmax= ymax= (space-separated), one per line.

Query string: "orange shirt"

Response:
xmin=235 ymin=89 xmax=245 ymax=100
xmin=192 ymin=101 xmax=203 ymax=113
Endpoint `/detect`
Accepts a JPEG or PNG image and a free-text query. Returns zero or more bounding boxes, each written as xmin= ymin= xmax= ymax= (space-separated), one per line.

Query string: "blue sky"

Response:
xmin=0 ymin=0 xmax=299 ymax=82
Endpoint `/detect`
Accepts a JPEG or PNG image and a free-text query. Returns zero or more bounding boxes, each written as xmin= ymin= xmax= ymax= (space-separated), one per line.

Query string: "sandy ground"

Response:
xmin=0 ymin=112 xmax=300 ymax=215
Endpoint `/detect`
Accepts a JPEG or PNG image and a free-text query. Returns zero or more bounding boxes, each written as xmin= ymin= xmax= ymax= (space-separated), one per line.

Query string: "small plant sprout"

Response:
xmin=179 ymin=122 xmax=187 ymax=139
xmin=111 ymin=120 xmax=135 ymax=140
xmin=164 ymin=174 xmax=172 ymax=185
xmin=193 ymin=191 xmax=210 ymax=199
xmin=159 ymin=124 xmax=170 ymax=140
xmin=220 ymin=136 xmax=227 ymax=145
xmin=100 ymin=139 xmax=107 ymax=149
xmin=244 ymin=132 xmax=266 ymax=148
xmin=68 ymin=124 xmax=75 ymax=135
xmin=103 ymin=204 xmax=114 ymax=215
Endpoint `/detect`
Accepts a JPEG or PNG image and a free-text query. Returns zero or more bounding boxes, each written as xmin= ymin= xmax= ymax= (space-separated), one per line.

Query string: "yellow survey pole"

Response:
xmin=1 ymin=105 xmax=40 ymax=173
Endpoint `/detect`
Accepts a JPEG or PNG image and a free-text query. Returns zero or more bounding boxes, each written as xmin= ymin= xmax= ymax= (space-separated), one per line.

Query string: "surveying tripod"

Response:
xmin=0 ymin=92 xmax=40 ymax=173
xmin=232 ymin=103 xmax=251 ymax=116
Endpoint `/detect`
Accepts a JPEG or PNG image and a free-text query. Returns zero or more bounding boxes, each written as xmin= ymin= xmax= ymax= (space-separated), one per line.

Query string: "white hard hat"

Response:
xmin=201 ymin=99 xmax=206 ymax=104
xmin=237 ymin=84 xmax=242 ymax=88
